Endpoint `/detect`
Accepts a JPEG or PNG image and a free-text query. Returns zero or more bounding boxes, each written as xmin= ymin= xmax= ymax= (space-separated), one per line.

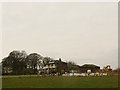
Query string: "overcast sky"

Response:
xmin=1 ymin=2 xmax=118 ymax=69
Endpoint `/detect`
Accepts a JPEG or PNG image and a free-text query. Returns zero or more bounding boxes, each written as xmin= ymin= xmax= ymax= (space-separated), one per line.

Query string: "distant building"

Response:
xmin=42 ymin=61 xmax=56 ymax=74
xmin=80 ymin=64 xmax=100 ymax=73
xmin=40 ymin=58 xmax=68 ymax=75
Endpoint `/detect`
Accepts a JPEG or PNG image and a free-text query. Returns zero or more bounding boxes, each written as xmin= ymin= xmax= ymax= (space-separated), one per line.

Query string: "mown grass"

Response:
xmin=2 ymin=75 xmax=118 ymax=88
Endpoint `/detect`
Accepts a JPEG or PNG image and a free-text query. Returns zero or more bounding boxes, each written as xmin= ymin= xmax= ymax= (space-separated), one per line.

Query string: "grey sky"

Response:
xmin=2 ymin=2 xmax=118 ymax=69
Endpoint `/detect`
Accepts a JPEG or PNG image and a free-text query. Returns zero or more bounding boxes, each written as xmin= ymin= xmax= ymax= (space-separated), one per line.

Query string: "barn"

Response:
xmin=80 ymin=64 xmax=100 ymax=73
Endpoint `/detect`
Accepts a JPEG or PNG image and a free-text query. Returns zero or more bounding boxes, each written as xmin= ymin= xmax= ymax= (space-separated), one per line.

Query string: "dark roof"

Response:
xmin=55 ymin=60 xmax=67 ymax=64
xmin=80 ymin=64 xmax=100 ymax=68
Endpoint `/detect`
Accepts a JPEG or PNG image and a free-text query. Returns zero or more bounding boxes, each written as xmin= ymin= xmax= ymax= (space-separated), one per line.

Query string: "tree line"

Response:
xmin=2 ymin=50 xmax=78 ymax=75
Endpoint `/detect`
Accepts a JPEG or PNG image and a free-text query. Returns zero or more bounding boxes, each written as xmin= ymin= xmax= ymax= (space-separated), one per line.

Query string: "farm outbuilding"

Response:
xmin=80 ymin=64 xmax=100 ymax=73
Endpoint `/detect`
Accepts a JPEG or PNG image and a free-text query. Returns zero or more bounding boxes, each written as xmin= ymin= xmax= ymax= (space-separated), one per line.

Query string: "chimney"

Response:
xmin=59 ymin=58 xmax=61 ymax=61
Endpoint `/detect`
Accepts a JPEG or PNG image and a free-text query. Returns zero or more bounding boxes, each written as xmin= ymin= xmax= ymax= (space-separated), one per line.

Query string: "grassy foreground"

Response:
xmin=2 ymin=75 xmax=118 ymax=88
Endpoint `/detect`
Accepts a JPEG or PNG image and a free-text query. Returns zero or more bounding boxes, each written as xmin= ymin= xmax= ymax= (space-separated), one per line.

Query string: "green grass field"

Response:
xmin=2 ymin=75 xmax=118 ymax=88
